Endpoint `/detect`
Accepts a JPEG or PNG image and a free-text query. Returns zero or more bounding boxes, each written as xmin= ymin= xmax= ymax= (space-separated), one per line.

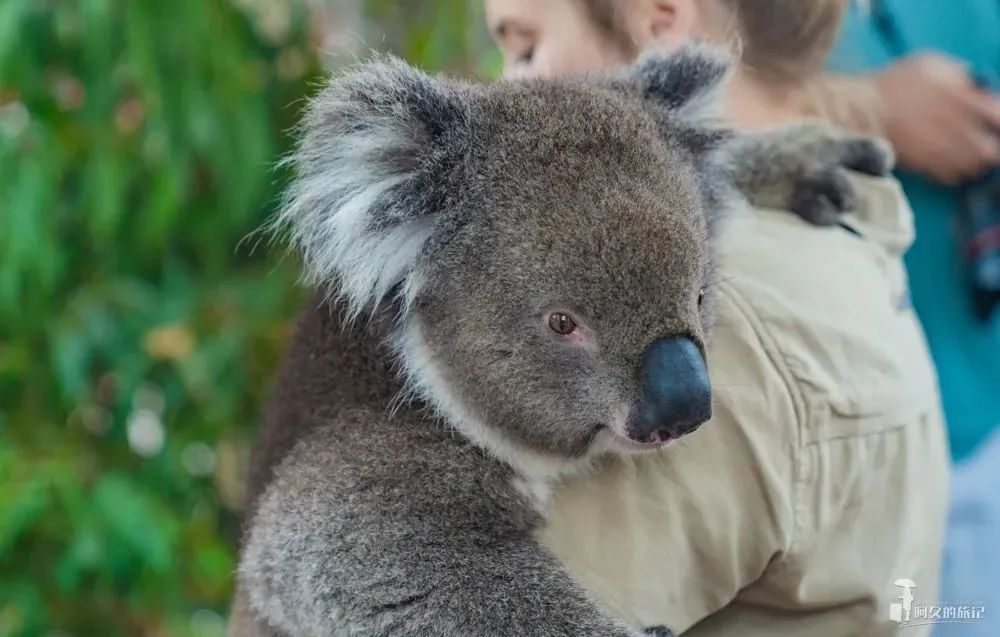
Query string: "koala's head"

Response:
xmin=280 ymin=47 xmax=743 ymax=473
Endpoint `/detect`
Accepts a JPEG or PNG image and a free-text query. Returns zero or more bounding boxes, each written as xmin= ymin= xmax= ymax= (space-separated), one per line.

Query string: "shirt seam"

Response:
xmin=717 ymin=280 xmax=811 ymax=557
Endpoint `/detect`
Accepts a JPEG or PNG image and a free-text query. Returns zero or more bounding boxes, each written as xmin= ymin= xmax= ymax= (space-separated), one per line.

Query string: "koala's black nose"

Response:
xmin=628 ymin=337 xmax=711 ymax=443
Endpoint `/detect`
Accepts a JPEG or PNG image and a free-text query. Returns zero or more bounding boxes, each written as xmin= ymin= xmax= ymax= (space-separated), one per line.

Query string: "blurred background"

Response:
xmin=0 ymin=2 xmax=495 ymax=635
xmin=4 ymin=1 xmax=1000 ymax=636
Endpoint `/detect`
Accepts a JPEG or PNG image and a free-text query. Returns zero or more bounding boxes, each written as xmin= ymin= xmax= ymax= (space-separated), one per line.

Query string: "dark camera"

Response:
xmin=960 ymin=171 xmax=1000 ymax=322
xmin=959 ymin=72 xmax=1000 ymax=323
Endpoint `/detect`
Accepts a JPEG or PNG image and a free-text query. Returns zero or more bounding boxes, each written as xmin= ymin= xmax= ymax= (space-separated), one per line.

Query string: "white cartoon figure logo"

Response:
xmin=890 ymin=579 xmax=917 ymax=623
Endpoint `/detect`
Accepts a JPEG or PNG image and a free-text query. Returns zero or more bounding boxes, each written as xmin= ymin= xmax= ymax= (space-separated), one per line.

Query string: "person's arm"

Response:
xmin=538 ymin=286 xmax=800 ymax=635
xmin=804 ymin=53 xmax=1000 ymax=185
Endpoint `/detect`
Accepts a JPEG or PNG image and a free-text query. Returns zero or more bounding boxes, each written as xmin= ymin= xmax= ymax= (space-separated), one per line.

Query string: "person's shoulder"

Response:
xmin=712 ymin=174 xmax=938 ymax=429
xmin=714 ymin=174 xmax=913 ymax=322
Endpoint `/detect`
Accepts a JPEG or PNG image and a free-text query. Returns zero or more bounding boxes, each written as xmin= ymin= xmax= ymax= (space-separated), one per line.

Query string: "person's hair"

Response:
xmin=714 ymin=0 xmax=847 ymax=85
xmin=578 ymin=0 xmax=848 ymax=86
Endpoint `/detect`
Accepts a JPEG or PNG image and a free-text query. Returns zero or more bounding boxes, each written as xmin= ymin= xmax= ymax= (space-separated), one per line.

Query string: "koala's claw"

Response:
xmin=789 ymin=166 xmax=856 ymax=226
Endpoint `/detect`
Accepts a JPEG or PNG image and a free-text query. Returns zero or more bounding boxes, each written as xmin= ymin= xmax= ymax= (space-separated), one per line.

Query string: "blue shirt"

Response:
xmin=829 ymin=0 xmax=1000 ymax=461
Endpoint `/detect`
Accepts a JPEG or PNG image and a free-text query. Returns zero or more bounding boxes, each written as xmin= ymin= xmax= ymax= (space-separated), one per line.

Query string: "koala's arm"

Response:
xmin=238 ymin=422 xmax=641 ymax=637
xmin=725 ymin=121 xmax=895 ymax=225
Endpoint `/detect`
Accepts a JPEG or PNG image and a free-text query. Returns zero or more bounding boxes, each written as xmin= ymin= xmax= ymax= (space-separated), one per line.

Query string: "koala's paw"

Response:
xmin=789 ymin=164 xmax=857 ymax=226
xmin=789 ymin=136 xmax=894 ymax=226
xmin=730 ymin=122 xmax=896 ymax=226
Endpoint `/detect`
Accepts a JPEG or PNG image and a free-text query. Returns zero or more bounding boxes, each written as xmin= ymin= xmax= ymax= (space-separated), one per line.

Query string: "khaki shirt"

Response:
xmin=540 ymin=176 xmax=950 ymax=637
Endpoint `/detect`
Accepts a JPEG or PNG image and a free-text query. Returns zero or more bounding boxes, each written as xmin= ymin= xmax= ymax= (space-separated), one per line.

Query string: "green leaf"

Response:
xmin=92 ymin=474 xmax=180 ymax=575
xmin=0 ymin=473 xmax=50 ymax=556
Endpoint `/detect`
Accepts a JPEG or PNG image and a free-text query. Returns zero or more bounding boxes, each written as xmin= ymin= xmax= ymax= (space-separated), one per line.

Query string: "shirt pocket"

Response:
xmin=797 ymin=304 xmax=942 ymax=444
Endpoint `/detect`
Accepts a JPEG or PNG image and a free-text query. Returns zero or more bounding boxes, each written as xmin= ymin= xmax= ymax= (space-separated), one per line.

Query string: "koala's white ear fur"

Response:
xmin=631 ymin=43 xmax=731 ymax=124
xmin=275 ymin=56 xmax=467 ymax=317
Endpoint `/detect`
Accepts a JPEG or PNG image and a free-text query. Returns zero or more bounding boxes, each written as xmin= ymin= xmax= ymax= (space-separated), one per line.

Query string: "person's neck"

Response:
xmin=723 ymin=71 xmax=807 ymax=129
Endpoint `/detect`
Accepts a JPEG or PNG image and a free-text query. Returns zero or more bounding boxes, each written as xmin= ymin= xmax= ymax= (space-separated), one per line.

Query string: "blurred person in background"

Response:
xmin=486 ymin=0 xmax=948 ymax=635
xmin=824 ymin=3 xmax=1000 ymax=634
xmin=827 ymin=0 xmax=1000 ymax=460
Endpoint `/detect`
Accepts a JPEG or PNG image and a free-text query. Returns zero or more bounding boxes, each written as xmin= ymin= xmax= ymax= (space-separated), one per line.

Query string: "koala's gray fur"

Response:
xmin=234 ymin=47 xmax=892 ymax=637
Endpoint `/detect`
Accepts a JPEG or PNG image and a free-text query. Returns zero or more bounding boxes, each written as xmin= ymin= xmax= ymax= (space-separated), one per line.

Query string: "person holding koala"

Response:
xmin=486 ymin=0 xmax=949 ymax=635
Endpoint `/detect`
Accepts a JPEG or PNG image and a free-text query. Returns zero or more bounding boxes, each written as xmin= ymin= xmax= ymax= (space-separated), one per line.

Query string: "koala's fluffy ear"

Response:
xmin=276 ymin=56 xmax=468 ymax=317
xmin=618 ymin=44 xmax=733 ymax=154
xmin=632 ymin=45 xmax=729 ymax=118
xmin=614 ymin=45 xmax=741 ymax=233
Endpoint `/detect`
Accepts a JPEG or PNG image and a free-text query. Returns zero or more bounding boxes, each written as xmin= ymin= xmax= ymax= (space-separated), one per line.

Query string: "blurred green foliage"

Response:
xmin=0 ymin=1 xmax=493 ymax=635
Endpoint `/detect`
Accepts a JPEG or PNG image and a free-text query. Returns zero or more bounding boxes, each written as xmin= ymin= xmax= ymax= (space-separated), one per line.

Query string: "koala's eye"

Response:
xmin=548 ymin=312 xmax=578 ymax=335
xmin=698 ymin=289 xmax=706 ymax=307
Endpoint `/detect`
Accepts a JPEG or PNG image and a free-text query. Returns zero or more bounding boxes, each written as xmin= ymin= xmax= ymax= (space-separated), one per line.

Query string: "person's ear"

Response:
xmin=629 ymin=0 xmax=701 ymax=52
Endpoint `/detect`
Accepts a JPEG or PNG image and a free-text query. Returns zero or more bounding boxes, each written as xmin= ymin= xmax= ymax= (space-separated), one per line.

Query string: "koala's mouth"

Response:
xmin=600 ymin=426 xmax=675 ymax=455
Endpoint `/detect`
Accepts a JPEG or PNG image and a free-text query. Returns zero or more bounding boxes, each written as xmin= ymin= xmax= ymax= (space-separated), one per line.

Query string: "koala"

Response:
xmin=233 ymin=47 xmax=892 ymax=637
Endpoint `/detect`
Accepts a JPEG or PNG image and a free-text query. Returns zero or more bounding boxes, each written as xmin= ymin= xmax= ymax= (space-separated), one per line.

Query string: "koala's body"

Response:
xmin=234 ymin=48 xmax=891 ymax=637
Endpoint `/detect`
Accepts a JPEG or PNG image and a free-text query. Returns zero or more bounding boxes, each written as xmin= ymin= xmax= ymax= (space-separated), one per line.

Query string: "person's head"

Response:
xmin=486 ymin=0 xmax=847 ymax=89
